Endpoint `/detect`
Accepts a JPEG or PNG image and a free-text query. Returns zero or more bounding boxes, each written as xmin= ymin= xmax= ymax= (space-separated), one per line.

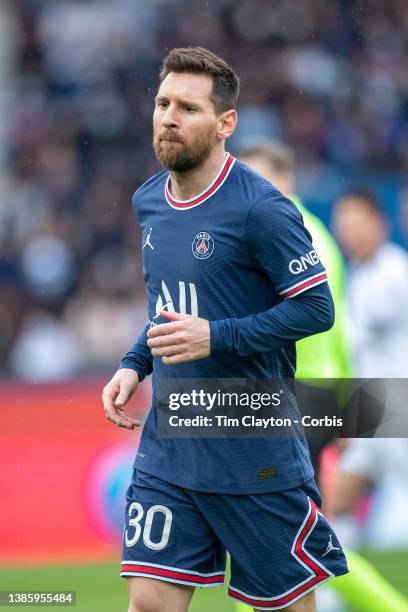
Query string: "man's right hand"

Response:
xmin=102 ymin=368 xmax=141 ymax=430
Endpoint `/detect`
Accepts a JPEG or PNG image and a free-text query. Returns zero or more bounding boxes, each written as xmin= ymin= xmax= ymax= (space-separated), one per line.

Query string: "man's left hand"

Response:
xmin=147 ymin=310 xmax=210 ymax=364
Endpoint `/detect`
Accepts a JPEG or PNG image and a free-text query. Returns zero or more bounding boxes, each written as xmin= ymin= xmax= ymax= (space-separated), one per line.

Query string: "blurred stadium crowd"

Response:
xmin=1 ymin=0 xmax=408 ymax=380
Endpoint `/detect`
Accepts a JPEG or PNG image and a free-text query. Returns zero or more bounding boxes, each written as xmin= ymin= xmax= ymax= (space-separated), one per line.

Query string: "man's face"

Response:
xmin=239 ymin=153 xmax=294 ymax=198
xmin=333 ymin=197 xmax=385 ymax=261
xmin=153 ymin=72 xmax=220 ymax=172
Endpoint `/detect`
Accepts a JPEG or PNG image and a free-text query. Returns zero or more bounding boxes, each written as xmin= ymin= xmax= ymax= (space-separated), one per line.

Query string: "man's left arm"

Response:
xmin=147 ymin=283 xmax=333 ymax=362
xmin=210 ymin=188 xmax=333 ymax=356
xmin=147 ymin=190 xmax=334 ymax=363
xmin=210 ymin=281 xmax=333 ymax=356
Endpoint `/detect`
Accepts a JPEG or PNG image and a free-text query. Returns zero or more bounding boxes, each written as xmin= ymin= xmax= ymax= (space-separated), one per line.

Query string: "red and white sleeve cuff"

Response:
xmin=279 ymin=272 xmax=328 ymax=299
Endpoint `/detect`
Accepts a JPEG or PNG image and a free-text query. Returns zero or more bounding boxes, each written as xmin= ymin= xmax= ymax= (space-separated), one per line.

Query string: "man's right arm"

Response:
xmin=102 ymin=324 xmax=153 ymax=429
xmin=119 ymin=323 xmax=154 ymax=381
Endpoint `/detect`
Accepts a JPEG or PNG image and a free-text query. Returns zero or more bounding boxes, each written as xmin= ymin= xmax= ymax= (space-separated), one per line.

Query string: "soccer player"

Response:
xmin=102 ymin=47 xmax=348 ymax=612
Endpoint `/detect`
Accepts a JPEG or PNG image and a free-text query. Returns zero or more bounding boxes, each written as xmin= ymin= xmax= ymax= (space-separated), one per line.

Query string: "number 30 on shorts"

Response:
xmin=125 ymin=503 xmax=173 ymax=550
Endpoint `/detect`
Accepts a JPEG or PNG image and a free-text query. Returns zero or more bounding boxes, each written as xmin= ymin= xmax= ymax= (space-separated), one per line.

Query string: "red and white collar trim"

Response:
xmin=165 ymin=153 xmax=236 ymax=210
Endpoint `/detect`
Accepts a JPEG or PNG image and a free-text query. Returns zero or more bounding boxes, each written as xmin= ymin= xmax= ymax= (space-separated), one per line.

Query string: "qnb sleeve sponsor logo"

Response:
xmin=289 ymin=249 xmax=320 ymax=274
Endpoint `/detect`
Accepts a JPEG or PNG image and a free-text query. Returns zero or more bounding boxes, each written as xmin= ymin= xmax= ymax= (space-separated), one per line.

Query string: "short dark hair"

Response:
xmin=238 ymin=141 xmax=295 ymax=174
xmin=338 ymin=188 xmax=384 ymax=217
xmin=159 ymin=47 xmax=240 ymax=114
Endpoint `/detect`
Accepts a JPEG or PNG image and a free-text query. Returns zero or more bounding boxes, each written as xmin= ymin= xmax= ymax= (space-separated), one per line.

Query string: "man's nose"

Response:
xmin=161 ymin=104 xmax=179 ymax=127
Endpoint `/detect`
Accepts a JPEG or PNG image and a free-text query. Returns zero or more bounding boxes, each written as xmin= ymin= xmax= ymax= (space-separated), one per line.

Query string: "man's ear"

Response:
xmin=217 ymin=109 xmax=238 ymax=141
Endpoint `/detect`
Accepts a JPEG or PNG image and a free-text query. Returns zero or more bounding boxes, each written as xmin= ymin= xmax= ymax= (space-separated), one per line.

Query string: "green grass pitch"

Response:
xmin=0 ymin=562 xmax=233 ymax=612
xmin=1 ymin=550 xmax=407 ymax=611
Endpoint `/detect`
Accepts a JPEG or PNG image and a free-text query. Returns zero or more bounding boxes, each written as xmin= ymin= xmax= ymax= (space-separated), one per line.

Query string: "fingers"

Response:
xmin=104 ymin=404 xmax=134 ymax=429
xmin=160 ymin=310 xmax=190 ymax=322
xmin=115 ymin=387 xmax=131 ymax=408
xmin=147 ymin=321 xmax=182 ymax=338
xmin=108 ymin=410 xmax=139 ymax=429
xmin=102 ymin=389 xmax=122 ymax=427
xmin=148 ymin=334 xmax=184 ymax=349
xmin=102 ymin=380 xmax=118 ymax=411
xmin=148 ymin=317 xmax=210 ymax=364
xmin=162 ymin=353 xmax=192 ymax=365
xmin=116 ymin=409 xmax=141 ymax=428
xmin=104 ymin=400 xmax=140 ymax=430
xmin=151 ymin=344 xmax=184 ymax=357
xmin=102 ymin=372 xmax=140 ymax=430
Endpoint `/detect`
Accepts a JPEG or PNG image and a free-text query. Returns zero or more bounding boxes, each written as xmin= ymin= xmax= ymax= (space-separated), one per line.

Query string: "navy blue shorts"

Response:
xmin=120 ymin=470 xmax=348 ymax=610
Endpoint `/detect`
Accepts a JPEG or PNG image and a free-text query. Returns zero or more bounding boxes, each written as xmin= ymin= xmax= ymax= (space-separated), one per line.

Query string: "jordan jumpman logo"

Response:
xmin=143 ymin=227 xmax=154 ymax=250
xmin=322 ymin=534 xmax=341 ymax=557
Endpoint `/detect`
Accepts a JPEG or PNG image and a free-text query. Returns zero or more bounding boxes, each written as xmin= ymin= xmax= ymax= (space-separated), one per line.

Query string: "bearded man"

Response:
xmin=102 ymin=47 xmax=348 ymax=612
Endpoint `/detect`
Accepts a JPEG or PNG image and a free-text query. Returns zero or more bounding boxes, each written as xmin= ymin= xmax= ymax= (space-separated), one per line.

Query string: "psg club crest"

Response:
xmin=192 ymin=232 xmax=214 ymax=260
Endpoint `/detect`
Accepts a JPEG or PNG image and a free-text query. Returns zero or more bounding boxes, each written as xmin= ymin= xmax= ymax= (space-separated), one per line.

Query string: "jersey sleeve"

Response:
xmin=209 ymin=190 xmax=334 ymax=357
xmin=245 ymin=189 xmax=328 ymax=299
xmin=119 ymin=323 xmax=153 ymax=381
xmin=209 ymin=283 xmax=334 ymax=356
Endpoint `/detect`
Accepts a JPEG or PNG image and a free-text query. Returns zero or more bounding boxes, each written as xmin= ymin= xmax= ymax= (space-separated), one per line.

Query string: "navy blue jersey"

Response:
xmin=121 ymin=154 xmax=333 ymax=493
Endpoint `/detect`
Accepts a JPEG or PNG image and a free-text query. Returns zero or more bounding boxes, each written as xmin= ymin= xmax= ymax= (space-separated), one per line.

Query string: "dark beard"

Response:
xmin=153 ymin=130 xmax=215 ymax=172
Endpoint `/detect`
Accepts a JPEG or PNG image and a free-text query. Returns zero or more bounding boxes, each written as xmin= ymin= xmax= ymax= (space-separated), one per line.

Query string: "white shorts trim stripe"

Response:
xmin=120 ymin=560 xmax=225 ymax=588
xmin=228 ymin=576 xmax=333 ymax=610
xmin=121 ymin=560 xmax=224 ymax=577
xmin=121 ymin=572 xmax=224 ymax=588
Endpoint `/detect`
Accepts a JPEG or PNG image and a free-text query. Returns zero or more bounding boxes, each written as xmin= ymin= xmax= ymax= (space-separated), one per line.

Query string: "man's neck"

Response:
xmin=168 ymin=147 xmax=227 ymax=201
